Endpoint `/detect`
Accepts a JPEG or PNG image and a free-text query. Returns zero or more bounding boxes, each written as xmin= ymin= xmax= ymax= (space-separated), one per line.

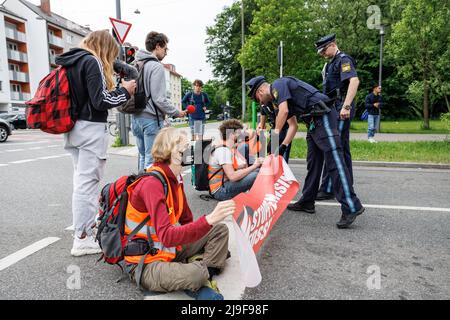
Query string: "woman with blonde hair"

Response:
xmin=124 ymin=127 xmax=235 ymax=300
xmin=56 ymin=30 xmax=136 ymax=256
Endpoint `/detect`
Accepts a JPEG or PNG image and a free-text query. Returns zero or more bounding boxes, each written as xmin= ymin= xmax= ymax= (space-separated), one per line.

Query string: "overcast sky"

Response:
xmin=28 ymin=0 xmax=236 ymax=81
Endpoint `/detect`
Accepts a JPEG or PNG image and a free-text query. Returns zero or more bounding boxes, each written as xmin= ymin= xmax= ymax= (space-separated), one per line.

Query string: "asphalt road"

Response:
xmin=0 ymin=130 xmax=449 ymax=300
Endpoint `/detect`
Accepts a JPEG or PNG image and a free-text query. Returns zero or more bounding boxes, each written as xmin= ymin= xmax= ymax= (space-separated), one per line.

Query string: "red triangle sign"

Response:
xmin=109 ymin=17 xmax=132 ymax=44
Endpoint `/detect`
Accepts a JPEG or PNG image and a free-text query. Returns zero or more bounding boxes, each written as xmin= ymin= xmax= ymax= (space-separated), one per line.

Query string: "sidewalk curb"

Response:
xmin=109 ymin=148 xmax=450 ymax=170
xmin=288 ymin=159 xmax=450 ymax=170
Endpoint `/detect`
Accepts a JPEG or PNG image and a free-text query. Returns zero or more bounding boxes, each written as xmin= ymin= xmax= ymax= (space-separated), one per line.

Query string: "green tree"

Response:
xmin=181 ymin=77 xmax=192 ymax=98
xmin=239 ymin=0 xmax=320 ymax=84
xmin=387 ymin=0 xmax=450 ymax=128
xmin=239 ymin=0 xmax=410 ymax=118
xmin=206 ymin=0 xmax=258 ymax=117
xmin=203 ymin=80 xmax=228 ymax=117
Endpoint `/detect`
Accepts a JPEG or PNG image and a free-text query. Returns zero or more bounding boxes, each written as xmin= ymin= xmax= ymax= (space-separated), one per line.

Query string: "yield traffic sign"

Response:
xmin=109 ymin=17 xmax=132 ymax=44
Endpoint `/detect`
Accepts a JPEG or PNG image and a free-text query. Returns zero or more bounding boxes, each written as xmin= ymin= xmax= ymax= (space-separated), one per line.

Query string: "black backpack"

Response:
xmin=118 ymin=57 xmax=158 ymax=114
xmin=191 ymin=139 xmax=224 ymax=194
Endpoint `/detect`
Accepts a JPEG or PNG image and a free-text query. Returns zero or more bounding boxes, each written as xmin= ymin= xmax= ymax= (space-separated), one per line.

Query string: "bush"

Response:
xmin=441 ymin=113 xmax=450 ymax=141
xmin=111 ymin=134 xmax=123 ymax=148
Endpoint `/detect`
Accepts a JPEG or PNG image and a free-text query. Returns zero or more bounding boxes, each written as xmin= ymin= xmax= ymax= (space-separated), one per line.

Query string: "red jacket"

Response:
xmin=130 ymin=163 xmax=212 ymax=248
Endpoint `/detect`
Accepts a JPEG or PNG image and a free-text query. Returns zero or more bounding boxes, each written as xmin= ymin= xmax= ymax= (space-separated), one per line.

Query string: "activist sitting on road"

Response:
xmin=125 ymin=127 xmax=235 ymax=300
xmin=209 ymin=119 xmax=264 ymax=201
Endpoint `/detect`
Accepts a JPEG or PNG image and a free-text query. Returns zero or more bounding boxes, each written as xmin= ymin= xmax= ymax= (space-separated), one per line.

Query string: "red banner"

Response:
xmin=232 ymin=155 xmax=300 ymax=254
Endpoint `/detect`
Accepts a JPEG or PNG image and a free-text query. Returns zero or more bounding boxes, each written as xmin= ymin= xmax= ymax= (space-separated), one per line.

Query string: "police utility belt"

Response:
xmin=300 ymin=100 xmax=332 ymax=119
xmin=299 ymin=100 xmax=332 ymax=132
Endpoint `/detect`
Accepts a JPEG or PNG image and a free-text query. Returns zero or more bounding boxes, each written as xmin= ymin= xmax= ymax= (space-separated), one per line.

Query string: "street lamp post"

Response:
xmin=278 ymin=41 xmax=283 ymax=78
xmin=241 ymin=0 xmax=246 ymax=122
xmin=378 ymin=25 xmax=385 ymax=132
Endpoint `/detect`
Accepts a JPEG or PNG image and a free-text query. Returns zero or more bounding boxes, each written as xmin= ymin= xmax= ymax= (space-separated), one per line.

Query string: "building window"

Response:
xmin=8 ymin=42 xmax=18 ymax=51
xmin=11 ymin=84 xmax=21 ymax=92
xmin=0 ymin=81 xmax=3 ymax=91
xmin=9 ymin=64 xmax=20 ymax=72
xmin=66 ymin=35 xmax=74 ymax=44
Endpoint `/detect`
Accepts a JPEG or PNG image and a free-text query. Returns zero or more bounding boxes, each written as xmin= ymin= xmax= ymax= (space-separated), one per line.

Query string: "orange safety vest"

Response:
xmin=208 ymin=146 xmax=246 ymax=194
xmin=245 ymin=130 xmax=262 ymax=156
xmin=124 ymin=166 xmax=184 ymax=265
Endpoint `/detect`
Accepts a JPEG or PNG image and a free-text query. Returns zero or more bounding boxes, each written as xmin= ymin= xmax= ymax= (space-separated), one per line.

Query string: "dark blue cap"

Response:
xmin=315 ymin=33 xmax=336 ymax=53
xmin=246 ymin=76 xmax=266 ymax=99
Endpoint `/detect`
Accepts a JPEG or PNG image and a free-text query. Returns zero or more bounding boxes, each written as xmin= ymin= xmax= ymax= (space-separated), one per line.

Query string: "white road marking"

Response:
xmin=38 ymin=154 xmax=70 ymax=160
xmin=0 ymin=237 xmax=61 ymax=272
xmin=65 ymin=225 xmax=75 ymax=231
xmin=0 ymin=141 xmax=52 ymax=147
xmin=0 ymin=164 xmax=8 ymax=167
xmin=290 ymin=201 xmax=450 ymax=213
xmin=5 ymin=154 xmax=70 ymax=165
xmin=0 ymin=145 xmax=62 ymax=153
xmin=9 ymin=159 xmax=38 ymax=164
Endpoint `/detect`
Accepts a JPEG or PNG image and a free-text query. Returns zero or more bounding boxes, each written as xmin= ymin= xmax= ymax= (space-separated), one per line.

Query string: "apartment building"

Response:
xmin=0 ymin=0 xmax=89 ymax=113
xmin=164 ymin=63 xmax=182 ymax=111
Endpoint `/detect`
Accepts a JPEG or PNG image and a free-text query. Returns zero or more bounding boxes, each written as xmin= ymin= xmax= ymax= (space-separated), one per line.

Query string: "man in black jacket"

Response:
xmin=365 ymin=82 xmax=382 ymax=143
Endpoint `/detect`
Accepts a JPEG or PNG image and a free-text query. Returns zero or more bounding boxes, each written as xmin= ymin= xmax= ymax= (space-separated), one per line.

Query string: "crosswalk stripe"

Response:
xmin=0 ymin=237 xmax=61 ymax=271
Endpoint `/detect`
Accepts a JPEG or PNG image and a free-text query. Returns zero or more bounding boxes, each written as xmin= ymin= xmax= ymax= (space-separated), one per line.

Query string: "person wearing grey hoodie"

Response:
xmin=131 ymin=32 xmax=186 ymax=171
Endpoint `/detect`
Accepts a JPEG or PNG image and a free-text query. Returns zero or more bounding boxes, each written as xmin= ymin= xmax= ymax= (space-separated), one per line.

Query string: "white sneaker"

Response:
xmin=71 ymin=235 xmax=102 ymax=257
xmin=368 ymin=138 xmax=377 ymax=143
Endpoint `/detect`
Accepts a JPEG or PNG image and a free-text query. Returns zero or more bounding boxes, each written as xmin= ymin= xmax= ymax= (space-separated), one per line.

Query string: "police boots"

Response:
xmin=336 ymin=207 xmax=365 ymax=229
xmin=287 ymin=201 xmax=316 ymax=214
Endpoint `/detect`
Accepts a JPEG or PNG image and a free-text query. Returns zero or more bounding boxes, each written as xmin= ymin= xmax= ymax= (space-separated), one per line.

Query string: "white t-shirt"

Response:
xmin=210 ymin=146 xmax=247 ymax=169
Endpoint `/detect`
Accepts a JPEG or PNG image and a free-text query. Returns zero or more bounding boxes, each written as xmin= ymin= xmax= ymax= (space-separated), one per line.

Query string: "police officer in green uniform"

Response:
xmin=247 ymin=76 xmax=365 ymax=229
xmin=315 ymin=34 xmax=360 ymax=200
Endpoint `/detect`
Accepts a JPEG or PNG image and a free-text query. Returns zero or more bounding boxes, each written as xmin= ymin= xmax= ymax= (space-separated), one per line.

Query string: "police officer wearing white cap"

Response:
xmin=314 ymin=34 xmax=360 ymax=201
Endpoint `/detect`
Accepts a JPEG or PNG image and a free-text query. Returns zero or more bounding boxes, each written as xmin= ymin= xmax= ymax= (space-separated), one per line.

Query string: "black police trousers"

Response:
xmin=299 ymin=108 xmax=362 ymax=215
xmin=319 ymin=105 xmax=355 ymax=194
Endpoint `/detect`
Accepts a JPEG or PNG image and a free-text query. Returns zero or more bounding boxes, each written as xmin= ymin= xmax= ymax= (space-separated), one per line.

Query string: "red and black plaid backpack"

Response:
xmin=25 ymin=66 xmax=74 ymax=134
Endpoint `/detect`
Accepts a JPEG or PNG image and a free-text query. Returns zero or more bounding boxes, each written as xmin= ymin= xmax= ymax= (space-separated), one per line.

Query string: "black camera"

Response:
xmin=113 ymin=60 xmax=138 ymax=81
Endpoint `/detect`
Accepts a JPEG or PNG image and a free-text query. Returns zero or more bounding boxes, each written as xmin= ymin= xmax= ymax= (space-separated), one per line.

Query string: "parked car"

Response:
xmin=0 ymin=113 xmax=27 ymax=129
xmin=0 ymin=118 xmax=12 ymax=142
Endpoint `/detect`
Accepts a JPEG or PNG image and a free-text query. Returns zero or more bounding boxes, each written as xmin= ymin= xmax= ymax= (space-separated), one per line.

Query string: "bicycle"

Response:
xmin=108 ymin=120 xmax=119 ymax=137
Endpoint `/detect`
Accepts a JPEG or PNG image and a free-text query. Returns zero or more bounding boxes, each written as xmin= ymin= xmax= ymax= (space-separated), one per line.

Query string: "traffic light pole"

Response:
xmin=116 ymin=0 xmax=129 ymax=146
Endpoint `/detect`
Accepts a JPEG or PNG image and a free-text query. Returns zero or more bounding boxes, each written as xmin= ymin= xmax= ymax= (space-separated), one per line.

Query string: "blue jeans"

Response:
xmin=212 ymin=170 xmax=259 ymax=201
xmin=368 ymin=115 xmax=380 ymax=138
xmin=131 ymin=117 xmax=161 ymax=171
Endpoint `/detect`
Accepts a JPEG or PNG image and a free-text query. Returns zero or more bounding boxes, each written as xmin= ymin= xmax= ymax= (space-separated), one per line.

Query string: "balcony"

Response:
xmin=7 ymin=49 xmax=28 ymax=63
xmin=10 ymin=92 xmax=31 ymax=101
xmin=48 ymin=34 xmax=64 ymax=48
xmin=50 ymin=55 xmax=57 ymax=65
xmin=5 ymin=27 xmax=27 ymax=43
xmin=9 ymin=70 xmax=29 ymax=83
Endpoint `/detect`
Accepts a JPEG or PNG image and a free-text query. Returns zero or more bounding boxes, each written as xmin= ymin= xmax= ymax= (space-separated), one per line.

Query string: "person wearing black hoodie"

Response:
xmin=56 ymin=30 xmax=136 ymax=256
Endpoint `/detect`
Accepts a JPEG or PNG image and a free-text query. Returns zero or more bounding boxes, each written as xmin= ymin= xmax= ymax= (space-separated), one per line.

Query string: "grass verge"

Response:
xmin=296 ymin=120 xmax=448 ymax=134
xmin=290 ymin=139 xmax=450 ymax=164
